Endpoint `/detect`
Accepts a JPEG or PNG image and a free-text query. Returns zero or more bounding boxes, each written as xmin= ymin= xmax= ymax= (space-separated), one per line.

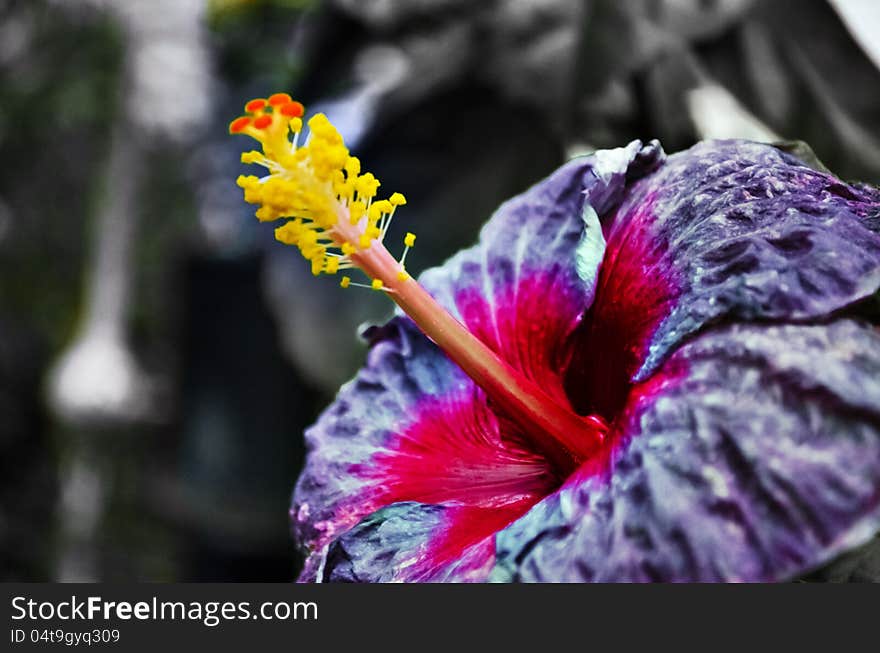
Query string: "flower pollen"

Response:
xmin=231 ymin=96 xmax=409 ymax=284
xmin=230 ymin=93 xmax=610 ymax=480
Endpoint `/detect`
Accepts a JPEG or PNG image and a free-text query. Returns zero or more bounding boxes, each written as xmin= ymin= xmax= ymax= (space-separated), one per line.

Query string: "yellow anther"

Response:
xmin=371 ymin=279 xmax=383 ymax=290
xmin=232 ymin=94 xmax=410 ymax=290
xmin=345 ymin=157 xmax=361 ymax=176
xmin=311 ymin=258 xmax=323 ymax=276
xmin=404 ymin=232 xmax=416 ymax=247
xmin=373 ymin=200 xmax=393 ymax=214
xmin=356 ymin=173 xmax=380 ymax=199
xmin=368 ymin=203 xmax=383 ymax=222
xmin=335 ymin=179 xmax=355 ymax=202
xmin=256 ymin=206 xmax=279 ymax=222
xmin=307 ymin=114 xmax=344 ymax=147
xmin=244 ymin=186 xmax=263 ymax=205
xmin=349 ymin=201 xmax=366 ymax=223
xmin=301 ymin=241 xmax=325 ymax=261
xmin=275 ymin=221 xmax=301 ymax=245
xmin=397 ymin=269 xmax=410 ymax=282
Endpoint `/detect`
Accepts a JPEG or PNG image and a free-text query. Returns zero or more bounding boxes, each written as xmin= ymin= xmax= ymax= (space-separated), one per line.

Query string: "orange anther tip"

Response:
xmin=253 ymin=115 xmax=273 ymax=129
xmin=268 ymin=93 xmax=292 ymax=106
xmin=245 ymin=99 xmax=267 ymax=113
xmin=281 ymin=101 xmax=305 ymax=118
xmin=229 ymin=116 xmax=251 ymax=133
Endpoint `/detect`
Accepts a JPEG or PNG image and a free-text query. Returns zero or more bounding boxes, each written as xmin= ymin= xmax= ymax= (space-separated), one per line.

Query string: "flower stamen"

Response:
xmin=231 ymin=98 xmax=412 ymax=281
xmin=231 ymin=94 xmax=608 ymax=475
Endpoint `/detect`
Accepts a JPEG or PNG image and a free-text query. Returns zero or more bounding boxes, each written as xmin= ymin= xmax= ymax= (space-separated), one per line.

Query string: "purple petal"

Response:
xmin=292 ymin=142 xmax=662 ymax=580
xmin=323 ymin=503 xmax=503 ymax=583
xmin=568 ymin=139 xmax=880 ymax=419
xmin=494 ymin=319 xmax=880 ymax=582
xmin=291 ymin=318 xmax=527 ymax=581
xmin=418 ymin=141 xmax=660 ymax=392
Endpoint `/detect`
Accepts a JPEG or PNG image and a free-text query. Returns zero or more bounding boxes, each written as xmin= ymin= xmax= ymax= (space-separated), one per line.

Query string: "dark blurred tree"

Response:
xmin=0 ymin=0 xmax=124 ymax=581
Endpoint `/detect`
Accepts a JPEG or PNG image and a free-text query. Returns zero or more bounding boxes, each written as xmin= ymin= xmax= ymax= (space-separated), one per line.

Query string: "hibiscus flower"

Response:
xmin=231 ymin=95 xmax=880 ymax=582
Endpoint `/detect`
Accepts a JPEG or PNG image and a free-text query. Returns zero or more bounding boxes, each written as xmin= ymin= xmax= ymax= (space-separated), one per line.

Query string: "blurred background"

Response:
xmin=1 ymin=0 xmax=879 ymax=582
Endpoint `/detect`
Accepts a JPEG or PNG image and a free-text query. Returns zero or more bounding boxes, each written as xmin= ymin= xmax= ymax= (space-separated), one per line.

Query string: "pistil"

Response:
xmin=230 ymin=94 xmax=608 ymax=476
xmin=332 ymin=214 xmax=608 ymax=475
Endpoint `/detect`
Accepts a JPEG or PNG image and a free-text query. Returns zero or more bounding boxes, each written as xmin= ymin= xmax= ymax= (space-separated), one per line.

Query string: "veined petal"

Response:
xmin=494 ymin=319 xmax=880 ymax=582
xmin=293 ymin=142 xmax=662 ymax=580
xmin=293 ymin=138 xmax=880 ymax=583
xmin=420 ymin=140 xmax=663 ymax=405
xmin=296 ymin=308 xmax=570 ymax=581
xmin=323 ymin=503 xmax=517 ymax=583
xmin=568 ymin=139 xmax=880 ymax=419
